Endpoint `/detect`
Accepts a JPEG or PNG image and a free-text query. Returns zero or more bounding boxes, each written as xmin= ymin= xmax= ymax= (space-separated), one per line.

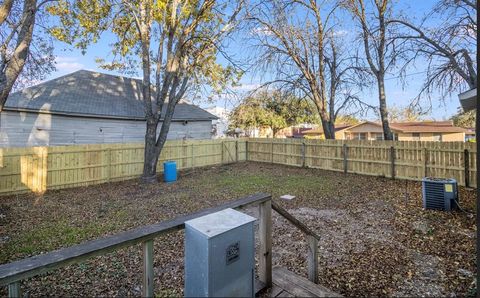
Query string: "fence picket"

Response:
xmin=0 ymin=138 xmax=475 ymax=195
xmin=245 ymin=138 xmax=475 ymax=187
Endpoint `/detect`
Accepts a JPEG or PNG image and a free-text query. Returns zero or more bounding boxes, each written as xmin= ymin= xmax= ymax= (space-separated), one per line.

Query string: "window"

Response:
xmin=358 ymin=133 xmax=367 ymax=140
xmin=433 ymin=133 xmax=442 ymax=142
xmin=412 ymin=133 xmax=421 ymax=140
xmin=374 ymin=133 xmax=383 ymax=141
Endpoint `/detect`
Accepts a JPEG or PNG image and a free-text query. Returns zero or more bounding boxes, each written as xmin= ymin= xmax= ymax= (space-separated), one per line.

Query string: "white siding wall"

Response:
xmin=0 ymin=111 xmax=213 ymax=147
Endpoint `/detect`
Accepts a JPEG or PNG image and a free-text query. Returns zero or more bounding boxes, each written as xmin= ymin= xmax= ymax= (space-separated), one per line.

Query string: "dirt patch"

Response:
xmin=290 ymin=206 xmax=396 ymax=263
xmin=392 ymin=250 xmax=447 ymax=297
xmin=0 ymin=162 xmax=476 ymax=297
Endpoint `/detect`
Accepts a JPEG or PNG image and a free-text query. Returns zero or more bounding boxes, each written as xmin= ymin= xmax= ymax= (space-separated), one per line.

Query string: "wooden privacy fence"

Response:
xmin=246 ymin=138 xmax=477 ymax=188
xmin=0 ymin=138 xmax=476 ymax=195
xmin=0 ymin=139 xmax=246 ymax=195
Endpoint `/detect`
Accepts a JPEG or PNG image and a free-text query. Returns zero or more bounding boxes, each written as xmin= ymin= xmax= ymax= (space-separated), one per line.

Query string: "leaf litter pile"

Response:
xmin=0 ymin=162 xmax=476 ymax=297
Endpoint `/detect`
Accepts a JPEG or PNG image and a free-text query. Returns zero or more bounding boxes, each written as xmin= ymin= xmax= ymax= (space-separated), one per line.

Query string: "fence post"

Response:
xmin=235 ymin=140 xmax=239 ymax=163
xmin=271 ymin=140 xmax=274 ymax=163
xmin=258 ymin=199 xmax=272 ymax=287
xmin=41 ymin=147 xmax=47 ymax=193
xmin=390 ymin=146 xmax=395 ymax=179
xmin=422 ymin=147 xmax=428 ymax=177
xmin=107 ymin=148 xmax=111 ymax=182
xmin=343 ymin=144 xmax=348 ymax=174
xmin=191 ymin=142 xmax=194 ymax=168
xmin=142 ymin=240 xmax=154 ymax=297
xmin=245 ymin=140 xmax=249 ymax=161
xmin=8 ymin=282 xmax=21 ymax=298
xmin=306 ymin=235 xmax=318 ymax=284
xmin=221 ymin=140 xmax=224 ymax=164
xmin=464 ymin=149 xmax=470 ymax=187
xmin=301 ymin=142 xmax=306 ymax=168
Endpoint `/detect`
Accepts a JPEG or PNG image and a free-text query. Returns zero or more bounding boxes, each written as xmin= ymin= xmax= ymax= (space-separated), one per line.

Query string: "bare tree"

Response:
xmin=139 ymin=0 xmax=244 ymax=182
xmin=342 ymin=0 xmax=397 ymax=140
xmin=248 ymin=0 xmax=367 ymax=139
xmin=0 ymin=0 xmax=55 ymax=111
xmin=387 ymin=105 xmax=425 ymax=122
xmin=50 ymin=0 xmax=243 ymax=182
xmin=389 ymin=0 xmax=476 ymax=103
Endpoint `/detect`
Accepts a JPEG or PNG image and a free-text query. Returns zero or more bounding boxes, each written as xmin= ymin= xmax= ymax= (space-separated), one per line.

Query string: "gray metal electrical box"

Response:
xmin=184 ymin=208 xmax=256 ymax=297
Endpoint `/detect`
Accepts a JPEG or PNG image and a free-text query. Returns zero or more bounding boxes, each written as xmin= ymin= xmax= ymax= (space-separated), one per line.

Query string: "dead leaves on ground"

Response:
xmin=0 ymin=163 xmax=476 ymax=297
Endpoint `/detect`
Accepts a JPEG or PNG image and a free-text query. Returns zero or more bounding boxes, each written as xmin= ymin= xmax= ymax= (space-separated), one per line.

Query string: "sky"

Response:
xmin=42 ymin=0 xmax=465 ymax=121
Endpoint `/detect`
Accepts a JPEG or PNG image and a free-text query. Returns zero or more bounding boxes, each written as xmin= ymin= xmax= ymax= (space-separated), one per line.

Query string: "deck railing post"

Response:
xmin=271 ymin=201 xmax=321 ymax=286
xmin=258 ymin=199 xmax=272 ymax=287
xmin=306 ymin=235 xmax=318 ymax=284
xmin=142 ymin=240 xmax=154 ymax=297
xmin=8 ymin=282 xmax=21 ymax=298
xmin=8 ymin=281 xmax=22 ymax=298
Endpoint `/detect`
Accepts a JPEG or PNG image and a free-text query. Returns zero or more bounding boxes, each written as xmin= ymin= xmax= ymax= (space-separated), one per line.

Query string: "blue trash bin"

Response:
xmin=163 ymin=161 xmax=177 ymax=183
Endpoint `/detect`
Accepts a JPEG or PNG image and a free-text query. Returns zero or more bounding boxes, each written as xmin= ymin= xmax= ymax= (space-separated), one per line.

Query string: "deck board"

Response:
xmin=270 ymin=285 xmax=284 ymax=297
xmin=276 ymin=290 xmax=294 ymax=297
xmin=271 ymin=267 xmax=342 ymax=297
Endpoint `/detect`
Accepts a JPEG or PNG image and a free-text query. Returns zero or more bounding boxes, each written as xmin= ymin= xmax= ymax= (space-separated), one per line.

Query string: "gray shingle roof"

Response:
xmin=4 ymin=70 xmax=218 ymax=121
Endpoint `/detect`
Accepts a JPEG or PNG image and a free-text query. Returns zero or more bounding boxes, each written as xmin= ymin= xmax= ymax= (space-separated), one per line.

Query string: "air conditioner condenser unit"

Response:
xmin=422 ymin=177 xmax=458 ymax=211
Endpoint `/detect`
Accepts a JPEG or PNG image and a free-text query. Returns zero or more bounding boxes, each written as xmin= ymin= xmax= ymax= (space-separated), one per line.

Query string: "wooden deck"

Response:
xmin=259 ymin=267 xmax=342 ymax=297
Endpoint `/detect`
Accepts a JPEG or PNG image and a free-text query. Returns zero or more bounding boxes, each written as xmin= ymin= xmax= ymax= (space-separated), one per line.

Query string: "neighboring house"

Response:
xmin=277 ymin=123 xmax=319 ymax=138
xmin=301 ymin=124 xmax=353 ymax=139
xmin=339 ymin=122 xmax=383 ymax=140
xmin=247 ymin=127 xmax=271 ymax=138
xmin=296 ymin=121 xmax=471 ymax=142
xmin=204 ymin=106 xmax=230 ymax=139
xmin=0 ymin=70 xmax=217 ymax=147
xmin=464 ymin=128 xmax=475 ymax=142
xmin=342 ymin=121 xmax=469 ymax=141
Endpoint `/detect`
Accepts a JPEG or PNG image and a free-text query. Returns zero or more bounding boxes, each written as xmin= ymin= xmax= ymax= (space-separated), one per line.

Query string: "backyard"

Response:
xmin=0 ymin=162 xmax=476 ymax=297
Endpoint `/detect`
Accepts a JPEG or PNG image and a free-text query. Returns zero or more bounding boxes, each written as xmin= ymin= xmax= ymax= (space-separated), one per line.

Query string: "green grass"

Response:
xmin=203 ymin=171 xmax=335 ymax=196
xmin=0 ymin=219 xmax=119 ymax=263
xmin=1 ymin=168 xmax=336 ymax=264
xmin=155 ymin=289 xmax=181 ymax=297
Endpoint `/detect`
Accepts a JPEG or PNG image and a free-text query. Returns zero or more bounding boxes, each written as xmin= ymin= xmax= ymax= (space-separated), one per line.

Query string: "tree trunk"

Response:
xmin=0 ymin=0 xmax=14 ymax=25
xmin=377 ymin=74 xmax=393 ymax=140
xmin=142 ymin=120 xmax=160 ymax=183
xmin=312 ymin=91 xmax=335 ymax=139
xmin=322 ymin=120 xmax=335 ymax=139
xmin=142 ymin=97 xmax=179 ymax=182
xmin=138 ymin=1 xmax=157 ymax=183
xmin=0 ymin=0 xmax=37 ymax=111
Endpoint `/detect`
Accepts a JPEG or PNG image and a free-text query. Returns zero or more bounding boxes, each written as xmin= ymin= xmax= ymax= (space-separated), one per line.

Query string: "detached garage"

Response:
xmin=0 ymin=70 xmax=217 ymax=147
